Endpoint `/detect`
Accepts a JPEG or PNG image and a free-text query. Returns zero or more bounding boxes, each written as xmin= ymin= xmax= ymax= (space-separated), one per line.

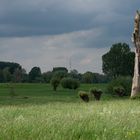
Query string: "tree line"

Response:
xmin=0 ymin=62 xmax=108 ymax=83
xmin=0 ymin=42 xmax=135 ymax=83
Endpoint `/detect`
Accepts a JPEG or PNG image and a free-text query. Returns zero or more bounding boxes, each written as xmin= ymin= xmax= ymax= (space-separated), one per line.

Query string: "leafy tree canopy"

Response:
xmin=0 ymin=61 xmax=21 ymax=74
xmin=29 ymin=67 xmax=41 ymax=82
xmin=102 ymin=43 xmax=135 ymax=78
xmin=53 ymin=67 xmax=68 ymax=73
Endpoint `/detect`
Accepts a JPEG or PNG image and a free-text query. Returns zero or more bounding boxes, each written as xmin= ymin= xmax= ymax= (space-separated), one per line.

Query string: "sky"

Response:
xmin=0 ymin=0 xmax=140 ymax=73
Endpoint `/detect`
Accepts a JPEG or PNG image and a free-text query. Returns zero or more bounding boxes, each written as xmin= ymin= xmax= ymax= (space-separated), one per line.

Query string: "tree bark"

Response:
xmin=131 ymin=48 xmax=140 ymax=98
xmin=131 ymin=11 xmax=140 ymax=98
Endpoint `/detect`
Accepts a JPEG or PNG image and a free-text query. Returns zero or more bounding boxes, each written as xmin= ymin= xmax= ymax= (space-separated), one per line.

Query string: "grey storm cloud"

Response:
xmin=0 ymin=0 xmax=140 ymax=73
xmin=0 ymin=0 xmax=139 ymax=37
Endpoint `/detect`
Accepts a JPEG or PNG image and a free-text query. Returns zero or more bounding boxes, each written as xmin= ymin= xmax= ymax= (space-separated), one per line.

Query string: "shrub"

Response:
xmin=51 ymin=71 xmax=67 ymax=91
xmin=107 ymin=76 xmax=132 ymax=96
xmin=50 ymin=77 xmax=60 ymax=91
xmin=113 ymin=86 xmax=125 ymax=97
xmin=61 ymin=78 xmax=80 ymax=90
xmin=90 ymin=88 xmax=102 ymax=100
xmin=53 ymin=71 xmax=67 ymax=80
xmin=78 ymin=91 xmax=89 ymax=102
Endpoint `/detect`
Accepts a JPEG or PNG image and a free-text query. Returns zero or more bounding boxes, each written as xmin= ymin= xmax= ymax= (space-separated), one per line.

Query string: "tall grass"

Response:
xmin=0 ymin=84 xmax=139 ymax=140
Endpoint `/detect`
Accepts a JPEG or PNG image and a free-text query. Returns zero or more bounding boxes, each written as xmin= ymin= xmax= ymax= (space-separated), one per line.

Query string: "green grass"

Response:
xmin=0 ymin=83 xmax=140 ymax=140
xmin=0 ymin=83 xmax=108 ymax=105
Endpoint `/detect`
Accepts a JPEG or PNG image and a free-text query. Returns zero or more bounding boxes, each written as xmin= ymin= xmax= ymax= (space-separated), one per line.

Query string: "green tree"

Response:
xmin=0 ymin=61 xmax=21 ymax=74
xmin=13 ymin=68 xmax=23 ymax=82
xmin=53 ymin=71 xmax=67 ymax=80
xmin=3 ymin=67 xmax=11 ymax=82
xmin=82 ymin=71 xmax=94 ymax=83
xmin=92 ymin=73 xmax=109 ymax=83
xmin=50 ymin=77 xmax=60 ymax=91
xmin=68 ymin=69 xmax=80 ymax=80
xmin=0 ymin=69 xmax=4 ymax=82
xmin=52 ymin=67 xmax=68 ymax=73
xmin=50 ymin=71 xmax=67 ymax=91
xmin=42 ymin=71 xmax=53 ymax=83
xmin=102 ymin=43 xmax=135 ymax=78
xmin=29 ymin=67 xmax=41 ymax=82
xmin=21 ymin=69 xmax=29 ymax=83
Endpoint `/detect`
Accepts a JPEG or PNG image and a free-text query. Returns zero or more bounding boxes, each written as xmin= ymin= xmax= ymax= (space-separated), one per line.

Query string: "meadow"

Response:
xmin=0 ymin=83 xmax=140 ymax=140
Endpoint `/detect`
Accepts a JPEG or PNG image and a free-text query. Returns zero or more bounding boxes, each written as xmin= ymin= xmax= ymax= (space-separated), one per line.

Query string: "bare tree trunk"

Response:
xmin=131 ymin=11 xmax=140 ymax=98
xmin=131 ymin=48 xmax=140 ymax=98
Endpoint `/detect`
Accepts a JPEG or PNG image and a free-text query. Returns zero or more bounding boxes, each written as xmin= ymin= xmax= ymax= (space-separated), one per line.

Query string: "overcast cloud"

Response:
xmin=0 ymin=0 xmax=139 ymax=73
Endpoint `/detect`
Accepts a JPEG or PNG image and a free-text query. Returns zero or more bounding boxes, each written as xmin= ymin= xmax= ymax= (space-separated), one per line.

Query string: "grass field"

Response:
xmin=0 ymin=83 xmax=140 ymax=140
